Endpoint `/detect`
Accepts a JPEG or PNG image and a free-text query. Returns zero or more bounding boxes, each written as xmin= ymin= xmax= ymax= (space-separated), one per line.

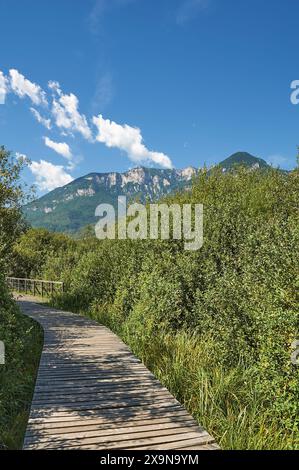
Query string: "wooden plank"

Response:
xmin=31 ymin=390 xmax=171 ymax=405
xmin=32 ymin=384 xmax=166 ymax=398
xmin=25 ymin=413 xmax=193 ymax=435
xmin=137 ymin=435 xmax=217 ymax=450
xmin=29 ymin=396 xmax=181 ymax=415
xmin=34 ymin=380 xmax=162 ymax=393
xmin=24 ymin=420 xmax=200 ymax=445
xmin=25 ymin=430 xmax=210 ymax=450
xmin=32 ymin=378 xmax=156 ymax=389
xmin=27 ymin=404 xmax=184 ymax=425
xmin=18 ymin=298 xmax=218 ymax=451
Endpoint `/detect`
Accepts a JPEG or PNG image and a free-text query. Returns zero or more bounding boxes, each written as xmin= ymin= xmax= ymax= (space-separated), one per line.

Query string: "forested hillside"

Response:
xmin=12 ymin=163 xmax=299 ymax=449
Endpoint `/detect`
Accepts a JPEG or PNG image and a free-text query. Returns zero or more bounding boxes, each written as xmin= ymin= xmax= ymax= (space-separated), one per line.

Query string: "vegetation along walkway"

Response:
xmin=18 ymin=298 xmax=219 ymax=450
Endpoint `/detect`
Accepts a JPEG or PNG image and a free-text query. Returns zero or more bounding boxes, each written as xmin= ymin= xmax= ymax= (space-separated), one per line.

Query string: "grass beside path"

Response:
xmin=0 ymin=296 xmax=43 ymax=450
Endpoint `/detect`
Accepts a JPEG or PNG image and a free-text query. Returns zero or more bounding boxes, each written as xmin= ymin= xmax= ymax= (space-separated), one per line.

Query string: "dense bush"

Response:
xmin=14 ymin=166 xmax=299 ymax=449
xmin=0 ymin=146 xmax=43 ymax=449
xmin=11 ymin=228 xmax=74 ymax=278
xmin=0 ymin=146 xmax=28 ymax=266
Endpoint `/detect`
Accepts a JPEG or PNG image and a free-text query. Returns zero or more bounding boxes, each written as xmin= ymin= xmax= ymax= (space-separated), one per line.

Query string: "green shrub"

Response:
xmin=0 ymin=146 xmax=43 ymax=449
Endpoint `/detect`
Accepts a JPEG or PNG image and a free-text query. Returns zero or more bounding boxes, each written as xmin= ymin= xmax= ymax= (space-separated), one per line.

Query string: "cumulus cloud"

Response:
xmin=29 ymin=159 xmax=74 ymax=191
xmin=30 ymin=108 xmax=52 ymax=129
xmin=3 ymin=68 xmax=173 ymax=172
xmin=9 ymin=69 xmax=47 ymax=106
xmin=0 ymin=71 xmax=8 ymax=104
xmin=50 ymin=81 xmax=92 ymax=140
xmin=92 ymin=114 xmax=173 ymax=169
xmin=48 ymin=80 xmax=61 ymax=94
xmin=44 ymin=136 xmax=72 ymax=160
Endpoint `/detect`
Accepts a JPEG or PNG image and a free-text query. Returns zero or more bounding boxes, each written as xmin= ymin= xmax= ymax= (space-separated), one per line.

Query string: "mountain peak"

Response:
xmin=219 ymin=152 xmax=269 ymax=170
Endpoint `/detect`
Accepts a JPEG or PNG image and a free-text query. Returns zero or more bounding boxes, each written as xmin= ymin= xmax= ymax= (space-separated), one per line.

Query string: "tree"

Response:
xmin=12 ymin=228 xmax=72 ymax=278
xmin=0 ymin=146 xmax=29 ymax=265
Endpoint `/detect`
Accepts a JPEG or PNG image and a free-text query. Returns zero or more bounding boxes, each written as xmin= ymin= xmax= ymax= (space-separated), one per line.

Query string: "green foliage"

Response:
xmin=0 ymin=146 xmax=43 ymax=449
xmin=11 ymin=228 xmax=74 ymax=278
xmin=0 ymin=146 xmax=29 ymax=265
xmin=13 ymin=166 xmax=299 ymax=449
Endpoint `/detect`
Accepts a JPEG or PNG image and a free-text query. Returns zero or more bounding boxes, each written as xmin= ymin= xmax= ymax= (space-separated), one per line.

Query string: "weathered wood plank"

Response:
xmin=27 ymin=404 xmax=184 ymax=425
xmin=25 ymin=414 xmax=194 ymax=435
xmin=24 ymin=420 xmax=200 ymax=445
xmin=25 ymin=430 xmax=211 ymax=450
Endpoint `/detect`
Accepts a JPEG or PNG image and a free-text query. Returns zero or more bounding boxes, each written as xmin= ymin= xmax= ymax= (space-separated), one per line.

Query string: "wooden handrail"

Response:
xmin=6 ymin=277 xmax=64 ymax=297
xmin=7 ymin=276 xmax=64 ymax=285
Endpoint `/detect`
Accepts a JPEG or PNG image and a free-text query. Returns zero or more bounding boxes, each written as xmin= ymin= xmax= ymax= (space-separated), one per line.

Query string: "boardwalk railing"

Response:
xmin=6 ymin=277 xmax=64 ymax=297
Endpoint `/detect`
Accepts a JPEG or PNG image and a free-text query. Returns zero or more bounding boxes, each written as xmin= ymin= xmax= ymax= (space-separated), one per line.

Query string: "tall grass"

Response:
xmin=0 ymin=297 xmax=43 ymax=449
xmin=80 ymin=304 xmax=296 ymax=450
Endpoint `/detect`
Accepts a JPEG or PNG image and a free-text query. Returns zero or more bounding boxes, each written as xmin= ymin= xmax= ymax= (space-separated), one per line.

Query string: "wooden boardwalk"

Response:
xmin=19 ymin=299 xmax=219 ymax=450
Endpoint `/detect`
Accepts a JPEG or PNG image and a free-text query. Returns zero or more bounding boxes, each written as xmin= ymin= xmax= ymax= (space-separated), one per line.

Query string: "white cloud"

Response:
xmin=48 ymin=80 xmax=62 ymax=94
xmin=50 ymin=82 xmax=92 ymax=140
xmin=9 ymin=69 xmax=47 ymax=106
xmin=92 ymin=114 xmax=173 ymax=169
xmin=3 ymin=68 xmax=172 ymax=171
xmin=0 ymin=71 xmax=8 ymax=104
xmin=30 ymin=108 xmax=52 ymax=129
xmin=176 ymin=0 xmax=210 ymax=24
xmin=44 ymin=136 xmax=72 ymax=160
xmin=29 ymin=159 xmax=74 ymax=191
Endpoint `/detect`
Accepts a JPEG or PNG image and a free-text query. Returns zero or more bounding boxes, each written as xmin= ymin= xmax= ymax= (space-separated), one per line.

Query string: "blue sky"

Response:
xmin=1 ymin=0 xmax=299 ymax=194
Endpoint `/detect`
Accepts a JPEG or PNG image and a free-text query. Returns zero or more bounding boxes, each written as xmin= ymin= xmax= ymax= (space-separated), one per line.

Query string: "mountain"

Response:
xmin=23 ymin=152 xmax=273 ymax=234
xmin=23 ymin=166 xmax=198 ymax=233
xmin=219 ymin=152 xmax=270 ymax=171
